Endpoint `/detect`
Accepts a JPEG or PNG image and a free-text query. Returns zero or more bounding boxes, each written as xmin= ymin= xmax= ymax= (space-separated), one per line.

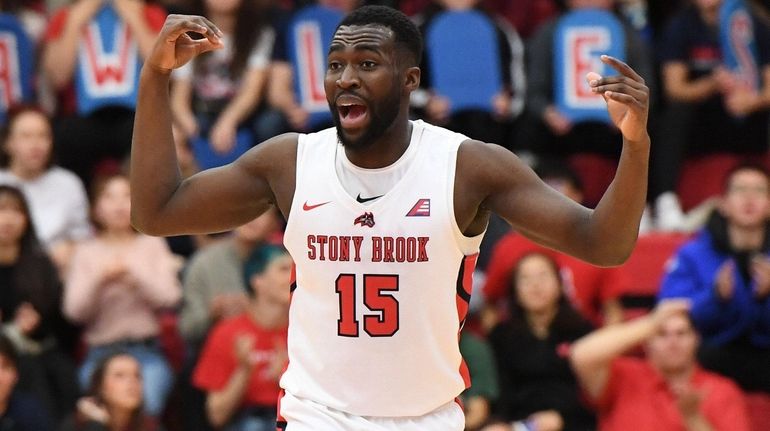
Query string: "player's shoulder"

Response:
xmin=417 ymin=120 xmax=469 ymax=146
xmin=236 ymin=132 xmax=299 ymax=170
xmin=456 ymin=137 xmax=525 ymax=176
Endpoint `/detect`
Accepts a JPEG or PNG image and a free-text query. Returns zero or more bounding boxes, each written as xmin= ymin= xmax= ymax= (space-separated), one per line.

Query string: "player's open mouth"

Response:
xmin=337 ymin=100 xmax=369 ymax=129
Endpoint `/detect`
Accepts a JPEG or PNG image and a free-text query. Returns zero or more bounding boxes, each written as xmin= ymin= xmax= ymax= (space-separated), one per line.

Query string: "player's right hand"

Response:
xmin=145 ymin=14 xmax=223 ymax=74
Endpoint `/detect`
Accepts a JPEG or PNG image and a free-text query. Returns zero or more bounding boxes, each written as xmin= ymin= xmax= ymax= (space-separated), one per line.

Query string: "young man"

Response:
xmin=659 ymin=162 xmax=770 ymax=394
xmin=568 ymin=301 xmax=749 ymax=431
xmin=131 ymin=6 xmax=650 ymax=430
xmin=193 ymin=245 xmax=291 ymax=431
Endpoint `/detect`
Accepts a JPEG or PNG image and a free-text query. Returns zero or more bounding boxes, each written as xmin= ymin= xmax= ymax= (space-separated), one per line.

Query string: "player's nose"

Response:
xmin=336 ymin=65 xmax=360 ymax=89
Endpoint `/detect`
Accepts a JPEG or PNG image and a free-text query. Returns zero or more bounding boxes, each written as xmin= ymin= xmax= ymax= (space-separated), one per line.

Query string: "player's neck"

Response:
xmin=343 ymin=118 xmax=413 ymax=169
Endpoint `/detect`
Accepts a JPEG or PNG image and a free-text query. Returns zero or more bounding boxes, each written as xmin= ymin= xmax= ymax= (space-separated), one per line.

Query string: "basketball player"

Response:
xmin=131 ymin=6 xmax=650 ymax=430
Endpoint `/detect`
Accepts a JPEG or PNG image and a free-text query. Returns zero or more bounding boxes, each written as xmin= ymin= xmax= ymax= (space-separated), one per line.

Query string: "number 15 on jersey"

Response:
xmin=335 ymin=274 xmax=400 ymax=337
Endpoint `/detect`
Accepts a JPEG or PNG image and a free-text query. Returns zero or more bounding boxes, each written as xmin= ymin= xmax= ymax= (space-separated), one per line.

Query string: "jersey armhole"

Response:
xmin=284 ymin=134 xmax=307 ymax=230
xmin=447 ymin=141 xmax=486 ymax=256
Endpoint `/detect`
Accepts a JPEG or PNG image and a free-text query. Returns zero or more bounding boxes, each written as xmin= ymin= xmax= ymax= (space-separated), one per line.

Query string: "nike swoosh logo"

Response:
xmin=303 ymin=201 xmax=331 ymax=211
xmin=356 ymin=194 xmax=383 ymax=203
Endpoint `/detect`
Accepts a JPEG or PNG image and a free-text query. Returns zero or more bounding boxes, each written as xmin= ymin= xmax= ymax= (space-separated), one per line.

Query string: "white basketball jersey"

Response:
xmin=282 ymin=120 xmax=484 ymax=417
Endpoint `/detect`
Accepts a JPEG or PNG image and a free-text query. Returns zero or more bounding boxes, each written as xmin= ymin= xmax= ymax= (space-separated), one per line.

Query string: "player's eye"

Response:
xmin=328 ymin=61 xmax=342 ymax=71
xmin=361 ymin=61 xmax=377 ymax=69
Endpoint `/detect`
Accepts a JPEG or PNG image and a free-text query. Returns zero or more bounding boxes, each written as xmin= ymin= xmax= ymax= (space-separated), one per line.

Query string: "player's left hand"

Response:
xmin=588 ymin=55 xmax=649 ymax=143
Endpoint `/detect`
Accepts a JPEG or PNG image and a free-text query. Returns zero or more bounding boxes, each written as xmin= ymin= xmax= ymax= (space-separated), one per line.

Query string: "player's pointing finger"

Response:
xmin=600 ymin=55 xmax=644 ymax=84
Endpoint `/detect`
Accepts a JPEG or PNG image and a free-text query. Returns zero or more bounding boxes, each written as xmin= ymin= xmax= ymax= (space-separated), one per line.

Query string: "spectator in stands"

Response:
xmin=0 ymin=334 xmax=55 ymax=431
xmin=180 ymin=208 xmax=282 ymax=347
xmin=460 ymin=330 xmax=500 ymax=431
xmin=64 ymin=173 xmax=181 ymax=417
xmin=265 ymin=0 xmax=360 ymax=134
xmin=521 ymin=0 xmax=654 ymax=167
xmin=484 ymin=252 xmax=595 ymax=431
xmin=0 ymin=184 xmax=79 ymax=421
xmin=59 ymin=352 xmax=162 ymax=431
xmin=482 ymin=0 xmax=560 ymax=39
xmin=0 ymin=106 xmax=92 ymax=272
xmin=178 ymin=208 xmax=281 ymax=431
xmin=482 ymin=160 xmax=626 ymax=328
xmin=659 ymin=162 xmax=770 ymax=394
xmin=569 ymin=301 xmax=750 ymax=431
xmin=411 ymin=0 xmax=524 ymax=147
xmin=42 ymin=0 xmax=165 ymax=186
xmin=0 ymin=0 xmax=47 ymax=45
xmin=170 ymin=0 xmax=276 ymax=156
xmin=192 ymin=244 xmax=291 ymax=431
xmin=652 ymin=0 xmax=770 ymax=231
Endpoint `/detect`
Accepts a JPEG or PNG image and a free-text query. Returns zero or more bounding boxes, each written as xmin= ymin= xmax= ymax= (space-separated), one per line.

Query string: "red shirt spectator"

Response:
xmin=597 ymin=358 xmax=749 ymax=431
xmin=570 ymin=304 xmax=750 ymax=431
xmin=193 ymin=314 xmax=288 ymax=408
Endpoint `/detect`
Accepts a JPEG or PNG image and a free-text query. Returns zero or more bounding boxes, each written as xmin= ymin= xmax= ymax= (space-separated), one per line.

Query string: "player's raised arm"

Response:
xmin=467 ymin=55 xmax=650 ymax=266
xmin=130 ymin=15 xmax=295 ymax=236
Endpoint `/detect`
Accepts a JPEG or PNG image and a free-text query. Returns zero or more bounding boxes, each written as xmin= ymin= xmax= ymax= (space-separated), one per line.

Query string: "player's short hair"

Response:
xmin=336 ymin=5 xmax=423 ymax=66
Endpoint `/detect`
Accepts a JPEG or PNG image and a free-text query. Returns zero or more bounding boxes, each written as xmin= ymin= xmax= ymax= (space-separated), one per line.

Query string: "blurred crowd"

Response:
xmin=0 ymin=0 xmax=769 ymax=430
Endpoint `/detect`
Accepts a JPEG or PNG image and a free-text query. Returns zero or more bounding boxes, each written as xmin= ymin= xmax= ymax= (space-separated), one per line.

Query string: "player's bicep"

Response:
xmin=144 ymin=134 xmax=296 ymax=235
xmin=474 ymin=144 xmax=591 ymax=254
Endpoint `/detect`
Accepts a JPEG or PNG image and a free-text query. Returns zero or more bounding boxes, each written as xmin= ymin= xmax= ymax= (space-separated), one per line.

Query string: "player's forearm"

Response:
xmin=130 ymin=67 xmax=182 ymax=235
xmin=585 ymin=134 xmax=650 ymax=266
xmin=206 ymin=366 xmax=252 ymax=427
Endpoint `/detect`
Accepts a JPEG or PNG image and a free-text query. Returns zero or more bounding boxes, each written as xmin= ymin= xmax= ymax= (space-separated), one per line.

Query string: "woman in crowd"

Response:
xmin=0 ymin=184 xmax=79 ymax=421
xmin=64 ymin=174 xmax=181 ymax=418
xmin=484 ymin=252 xmax=595 ymax=431
xmin=60 ymin=352 xmax=163 ymax=431
xmin=0 ymin=106 xmax=92 ymax=272
xmin=170 ymin=0 xmax=276 ymax=158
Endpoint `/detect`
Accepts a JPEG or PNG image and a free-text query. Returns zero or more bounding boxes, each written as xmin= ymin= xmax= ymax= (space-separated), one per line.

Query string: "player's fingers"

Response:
xmin=592 ymin=83 xmax=647 ymax=101
xmin=163 ymin=18 xmax=210 ymax=42
xmin=197 ymin=15 xmax=224 ymax=37
xmin=590 ymin=75 xmax=647 ymax=91
xmin=188 ymin=15 xmax=222 ymax=45
xmin=601 ymin=55 xmax=644 ymax=83
xmin=603 ymin=90 xmax=644 ymax=109
xmin=193 ymin=38 xmax=222 ymax=55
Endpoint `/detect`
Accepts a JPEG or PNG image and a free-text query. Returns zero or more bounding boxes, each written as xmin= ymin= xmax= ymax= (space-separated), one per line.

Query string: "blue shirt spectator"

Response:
xmin=659 ymin=161 xmax=770 ymax=393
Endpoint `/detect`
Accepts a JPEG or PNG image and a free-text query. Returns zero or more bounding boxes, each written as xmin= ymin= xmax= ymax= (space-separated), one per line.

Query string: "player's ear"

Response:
xmin=404 ymin=66 xmax=420 ymax=92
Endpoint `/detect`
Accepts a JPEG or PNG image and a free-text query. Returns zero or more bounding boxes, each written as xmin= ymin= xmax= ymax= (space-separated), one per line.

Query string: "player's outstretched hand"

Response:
xmin=145 ymin=14 xmax=224 ymax=74
xmin=587 ymin=55 xmax=649 ymax=143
